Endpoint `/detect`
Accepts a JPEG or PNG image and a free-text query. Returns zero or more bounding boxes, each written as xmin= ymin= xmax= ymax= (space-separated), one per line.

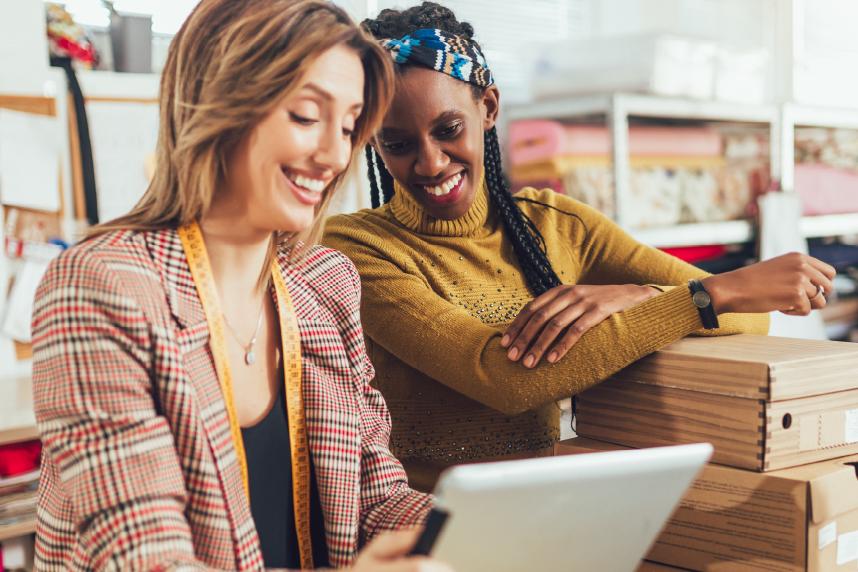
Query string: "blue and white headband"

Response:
xmin=381 ymin=28 xmax=494 ymax=88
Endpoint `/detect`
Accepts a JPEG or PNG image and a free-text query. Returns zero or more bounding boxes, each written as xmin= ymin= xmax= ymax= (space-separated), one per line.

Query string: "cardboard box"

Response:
xmin=556 ymin=438 xmax=858 ymax=572
xmin=576 ymin=335 xmax=858 ymax=471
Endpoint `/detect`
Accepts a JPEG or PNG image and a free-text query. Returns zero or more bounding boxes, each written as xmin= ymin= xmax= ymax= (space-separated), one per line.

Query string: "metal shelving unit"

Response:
xmin=800 ymin=213 xmax=858 ymax=239
xmin=630 ymin=220 xmax=754 ymax=249
xmin=780 ymin=104 xmax=858 ymax=240
xmin=505 ymin=93 xmax=858 ymax=247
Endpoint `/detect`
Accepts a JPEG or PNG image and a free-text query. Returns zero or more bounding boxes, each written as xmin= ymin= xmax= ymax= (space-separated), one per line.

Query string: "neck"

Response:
xmin=199 ymin=199 xmax=272 ymax=299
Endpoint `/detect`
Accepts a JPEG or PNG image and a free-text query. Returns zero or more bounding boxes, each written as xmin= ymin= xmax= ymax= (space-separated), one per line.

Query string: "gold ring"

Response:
xmin=811 ymin=284 xmax=825 ymax=301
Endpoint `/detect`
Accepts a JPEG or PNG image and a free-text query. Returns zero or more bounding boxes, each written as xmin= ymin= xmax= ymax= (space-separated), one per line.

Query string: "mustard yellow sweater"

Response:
xmin=322 ymin=185 xmax=769 ymax=489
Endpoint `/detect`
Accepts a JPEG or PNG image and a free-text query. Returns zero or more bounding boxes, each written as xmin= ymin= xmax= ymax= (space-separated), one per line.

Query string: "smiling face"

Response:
xmin=221 ymin=43 xmax=365 ymax=234
xmin=375 ymin=66 xmax=499 ymax=220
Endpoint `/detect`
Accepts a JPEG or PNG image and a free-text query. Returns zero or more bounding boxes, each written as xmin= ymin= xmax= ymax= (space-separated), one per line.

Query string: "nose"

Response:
xmin=414 ymin=140 xmax=449 ymax=179
xmin=313 ymin=122 xmax=351 ymax=176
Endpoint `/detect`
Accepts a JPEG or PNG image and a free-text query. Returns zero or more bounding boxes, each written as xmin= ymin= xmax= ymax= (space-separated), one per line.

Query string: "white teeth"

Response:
xmin=424 ymin=172 xmax=462 ymax=197
xmin=288 ymin=172 xmax=326 ymax=193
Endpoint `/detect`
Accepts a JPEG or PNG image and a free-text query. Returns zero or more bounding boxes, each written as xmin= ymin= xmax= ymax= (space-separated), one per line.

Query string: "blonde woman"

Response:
xmin=30 ymin=1 xmax=450 ymax=570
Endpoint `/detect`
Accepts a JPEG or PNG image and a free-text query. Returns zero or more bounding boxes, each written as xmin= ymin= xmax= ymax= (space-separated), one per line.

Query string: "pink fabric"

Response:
xmin=795 ymin=163 xmax=858 ymax=215
xmin=508 ymin=120 xmax=722 ymax=166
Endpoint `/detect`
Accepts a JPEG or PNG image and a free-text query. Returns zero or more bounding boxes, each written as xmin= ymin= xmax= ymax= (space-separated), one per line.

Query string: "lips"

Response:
xmin=281 ymin=167 xmax=327 ymax=206
xmin=417 ymin=171 xmax=466 ymax=206
xmin=422 ymin=172 xmax=463 ymax=196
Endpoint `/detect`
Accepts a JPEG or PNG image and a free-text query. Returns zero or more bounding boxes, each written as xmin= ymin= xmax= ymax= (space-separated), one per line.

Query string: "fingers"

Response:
xmin=779 ymin=278 xmax=814 ymax=316
xmin=788 ymin=254 xmax=832 ymax=314
xmin=503 ymin=287 xmax=576 ymax=363
xmin=545 ymin=308 xmax=610 ymax=364
xmin=807 ymin=256 xmax=837 ymax=281
xmin=519 ymin=302 xmax=588 ymax=368
xmin=501 ymin=287 xmax=565 ymax=351
xmin=362 ymin=529 xmax=422 ymax=560
xmin=804 ymin=268 xmax=831 ymax=311
xmin=354 ymin=530 xmax=454 ymax=572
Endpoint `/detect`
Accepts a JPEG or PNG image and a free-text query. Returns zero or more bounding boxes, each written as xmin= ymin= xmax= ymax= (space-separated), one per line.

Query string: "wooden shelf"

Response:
xmin=800 ymin=213 xmax=858 ymax=238
xmin=630 ymin=220 xmax=753 ymax=248
xmin=0 ymin=517 xmax=36 ymax=542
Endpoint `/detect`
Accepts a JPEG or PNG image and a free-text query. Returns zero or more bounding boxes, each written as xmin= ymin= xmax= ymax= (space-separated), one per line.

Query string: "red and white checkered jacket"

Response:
xmin=31 ymin=228 xmax=432 ymax=571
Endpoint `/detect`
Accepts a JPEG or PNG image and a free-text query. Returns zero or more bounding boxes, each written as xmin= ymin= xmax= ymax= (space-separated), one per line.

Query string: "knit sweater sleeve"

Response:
xmin=533 ymin=190 xmax=769 ymax=337
xmin=323 ymin=208 xmax=766 ymax=417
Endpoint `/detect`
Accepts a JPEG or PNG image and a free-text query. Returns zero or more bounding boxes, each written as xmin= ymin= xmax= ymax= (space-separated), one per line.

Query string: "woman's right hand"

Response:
xmin=350 ymin=529 xmax=454 ymax=572
xmin=702 ymin=252 xmax=836 ymax=316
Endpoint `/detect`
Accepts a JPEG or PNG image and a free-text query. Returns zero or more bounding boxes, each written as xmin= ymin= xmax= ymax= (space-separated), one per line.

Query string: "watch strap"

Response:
xmin=688 ymin=279 xmax=720 ymax=330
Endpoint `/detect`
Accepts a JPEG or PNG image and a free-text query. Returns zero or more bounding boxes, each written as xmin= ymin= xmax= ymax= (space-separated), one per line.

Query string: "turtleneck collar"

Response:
xmin=388 ymin=175 xmax=492 ymax=237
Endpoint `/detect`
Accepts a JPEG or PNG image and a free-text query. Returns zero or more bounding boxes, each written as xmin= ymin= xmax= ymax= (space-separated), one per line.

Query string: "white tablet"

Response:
xmin=428 ymin=442 xmax=712 ymax=572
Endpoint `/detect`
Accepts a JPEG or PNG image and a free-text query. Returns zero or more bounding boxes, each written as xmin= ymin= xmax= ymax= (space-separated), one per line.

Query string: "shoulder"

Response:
xmin=513 ymin=187 xmax=600 ymax=219
xmin=278 ymin=243 xmax=362 ymax=310
xmin=34 ymin=230 xmax=160 ymax=329
xmin=512 ymin=187 xmax=613 ymax=239
xmin=323 ymin=206 xmax=400 ymax=251
xmin=43 ymin=230 xmax=154 ymax=291
xmin=41 ymin=229 xmax=172 ymax=316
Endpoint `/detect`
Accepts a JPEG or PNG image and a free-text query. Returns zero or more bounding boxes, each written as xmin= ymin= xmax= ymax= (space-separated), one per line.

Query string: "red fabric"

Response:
xmin=0 ymin=440 xmax=41 ymax=478
xmin=660 ymin=245 xmax=727 ymax=263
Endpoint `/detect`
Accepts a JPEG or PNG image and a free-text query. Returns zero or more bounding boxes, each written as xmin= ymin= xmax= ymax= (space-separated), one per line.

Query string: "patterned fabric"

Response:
xmin=381 ymin=28 xmax=494 ymax=88
xmin=30 ymin=227 xmax=432 ymax=571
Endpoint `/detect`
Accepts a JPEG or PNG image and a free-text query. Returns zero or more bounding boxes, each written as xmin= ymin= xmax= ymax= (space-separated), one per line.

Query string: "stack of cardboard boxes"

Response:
xmin=561 ymin=335 xmax=858 ymax=571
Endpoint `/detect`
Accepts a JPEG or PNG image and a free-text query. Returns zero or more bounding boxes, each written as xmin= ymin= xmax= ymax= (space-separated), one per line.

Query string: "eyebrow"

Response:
xmin=380 ymin=109 xmax=464 ymax=136
xmin=300 ymin=82 xmax=363 ymax=111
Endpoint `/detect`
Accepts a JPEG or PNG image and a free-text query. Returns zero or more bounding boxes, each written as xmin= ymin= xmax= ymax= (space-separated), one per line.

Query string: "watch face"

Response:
xmin=692 ymin=290 xmax=711 ymax=308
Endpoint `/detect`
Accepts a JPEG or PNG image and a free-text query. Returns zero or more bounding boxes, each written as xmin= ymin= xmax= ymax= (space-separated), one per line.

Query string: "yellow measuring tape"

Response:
xmin=178 ymin=222 xmax=314 ymax=570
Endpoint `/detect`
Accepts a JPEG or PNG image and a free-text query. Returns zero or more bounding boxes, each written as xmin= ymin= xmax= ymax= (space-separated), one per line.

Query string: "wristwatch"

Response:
xmin=688 ymin=279 xmax=719 ymax=330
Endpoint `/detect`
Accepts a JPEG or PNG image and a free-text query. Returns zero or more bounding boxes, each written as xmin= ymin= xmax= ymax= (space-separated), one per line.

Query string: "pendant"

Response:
xmin=245 ymin=349 xmax=256 ymax=366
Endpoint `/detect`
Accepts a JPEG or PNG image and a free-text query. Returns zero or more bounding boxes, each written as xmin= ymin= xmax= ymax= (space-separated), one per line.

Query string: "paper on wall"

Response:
xmin=1 ymin=257 xmax=51 ymax=343
xmin=0 ymin=109 xmax=61 ymax=212
xmin=86 ymin=101 xmax=159 ymax=222
xmin=0 ymin=218 xmax=13 ymax=372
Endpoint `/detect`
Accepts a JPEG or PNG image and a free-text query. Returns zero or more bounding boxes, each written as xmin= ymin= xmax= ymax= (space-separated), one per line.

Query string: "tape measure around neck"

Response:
xmin=178 ymin=222 xmax=314 ymax=569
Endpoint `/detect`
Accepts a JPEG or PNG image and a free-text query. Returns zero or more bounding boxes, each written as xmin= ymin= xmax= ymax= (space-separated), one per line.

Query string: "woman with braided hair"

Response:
xmin=322 ymin=2 xmax=835 ymax=491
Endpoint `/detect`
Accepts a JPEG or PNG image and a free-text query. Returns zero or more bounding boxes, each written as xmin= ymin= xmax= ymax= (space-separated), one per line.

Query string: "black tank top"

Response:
xmin=241 ymin=382 xmax=329 ymax=568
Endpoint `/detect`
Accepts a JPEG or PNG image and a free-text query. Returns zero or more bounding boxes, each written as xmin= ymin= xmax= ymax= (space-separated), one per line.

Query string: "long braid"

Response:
xmin=376 ymin=149 xmax=396 ymax=203
xmin=365 ymin=145 xmax=396 ymax=208
xmin=365 ymin=145 xmax=382 ymax=209
xmin=484 ymin=127 xmax=562 ymax=295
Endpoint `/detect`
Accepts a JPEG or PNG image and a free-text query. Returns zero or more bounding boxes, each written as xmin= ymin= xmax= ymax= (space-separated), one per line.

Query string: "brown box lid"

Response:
xmin=613 ymin=335 xmax=858 ymax=401
xmin=555 ymin=437 xmax=858 ymax=523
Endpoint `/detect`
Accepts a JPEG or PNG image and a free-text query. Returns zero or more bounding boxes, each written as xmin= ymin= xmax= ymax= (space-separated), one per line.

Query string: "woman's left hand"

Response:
xmin=500 ymin=284 xmax=659 ymax=368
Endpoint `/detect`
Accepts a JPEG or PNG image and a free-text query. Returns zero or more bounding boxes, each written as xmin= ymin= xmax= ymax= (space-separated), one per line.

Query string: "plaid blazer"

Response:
xmin=31 ymin=228 xmax=432 ymax=571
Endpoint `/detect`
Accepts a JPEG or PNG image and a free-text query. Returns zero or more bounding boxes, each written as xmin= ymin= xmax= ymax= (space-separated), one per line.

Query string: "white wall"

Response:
xmin=0 ymin=0 xmax=52 ymax=95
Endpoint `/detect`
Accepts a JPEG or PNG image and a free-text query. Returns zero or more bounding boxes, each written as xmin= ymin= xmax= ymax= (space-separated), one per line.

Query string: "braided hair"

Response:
xmin=363 ymin=2 xmax=562 ymax=296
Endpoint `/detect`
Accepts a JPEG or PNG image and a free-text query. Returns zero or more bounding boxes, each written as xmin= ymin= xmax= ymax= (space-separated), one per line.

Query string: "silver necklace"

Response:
xmin=223 ymin=297 xmax=265 ymax=366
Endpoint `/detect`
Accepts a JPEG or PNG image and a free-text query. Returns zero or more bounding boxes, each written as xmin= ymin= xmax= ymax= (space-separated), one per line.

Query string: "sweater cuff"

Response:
xmin=623 ymin=285 xmax=702 ymax=354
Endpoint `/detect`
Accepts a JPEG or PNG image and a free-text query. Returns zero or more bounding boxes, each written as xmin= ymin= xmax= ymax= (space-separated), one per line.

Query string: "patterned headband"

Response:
xmin=381 ymin=28 xmax=494 ymax=88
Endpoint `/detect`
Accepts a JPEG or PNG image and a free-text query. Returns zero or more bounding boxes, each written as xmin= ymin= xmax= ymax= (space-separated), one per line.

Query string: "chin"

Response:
xmin=274 ymin=219 xmax=312 ymax=235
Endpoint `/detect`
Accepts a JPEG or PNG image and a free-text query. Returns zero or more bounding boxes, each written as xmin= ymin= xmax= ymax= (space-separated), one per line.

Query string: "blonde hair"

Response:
xmin=91 ymin=0 xmax=393 ymax=261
